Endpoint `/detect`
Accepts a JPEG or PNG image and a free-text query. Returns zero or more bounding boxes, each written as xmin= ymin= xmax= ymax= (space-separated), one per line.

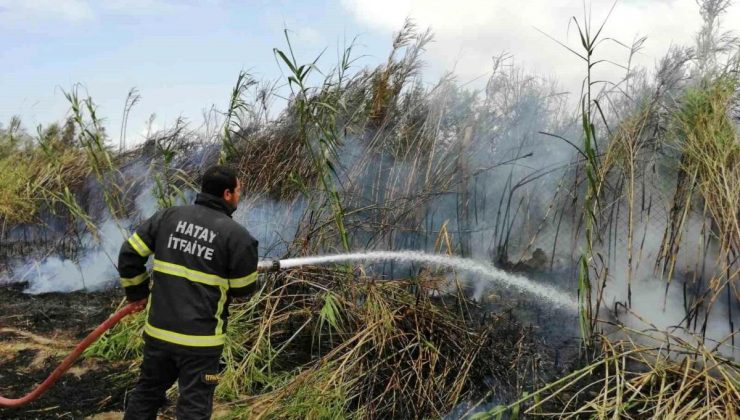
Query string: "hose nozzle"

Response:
xmin=257 ymin=259 xmax=281 ymax=272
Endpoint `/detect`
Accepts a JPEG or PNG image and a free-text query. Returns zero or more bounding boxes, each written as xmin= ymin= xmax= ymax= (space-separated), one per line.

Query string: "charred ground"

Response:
xmin=0 ymin=283 xmax=132 ymax=419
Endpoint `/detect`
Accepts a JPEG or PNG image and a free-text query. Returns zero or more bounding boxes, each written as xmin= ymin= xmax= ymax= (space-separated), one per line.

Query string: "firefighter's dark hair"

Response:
xmin=201 ymin=165 xmax=238 ymax=197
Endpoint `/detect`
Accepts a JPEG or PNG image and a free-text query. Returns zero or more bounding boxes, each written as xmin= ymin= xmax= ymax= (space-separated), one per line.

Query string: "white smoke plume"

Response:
xmin=599 ymin=216 xmax=739 ymax=358
xmin=17 ymin=218 xmax=126 ymax=294
xmin=6 ymin=184 xmax=160 ymax=294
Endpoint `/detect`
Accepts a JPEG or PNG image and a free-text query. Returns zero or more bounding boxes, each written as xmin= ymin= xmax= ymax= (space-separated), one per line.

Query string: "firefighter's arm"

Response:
xmin=117 ymin=211 xmax=163 ymax=302
xmin=227 ymin=233 xmax=259 ymax=298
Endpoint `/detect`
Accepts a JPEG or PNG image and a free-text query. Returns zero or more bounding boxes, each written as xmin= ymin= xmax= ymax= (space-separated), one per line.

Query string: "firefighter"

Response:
xmin=118 ymin=165 xmax=258 ymax=420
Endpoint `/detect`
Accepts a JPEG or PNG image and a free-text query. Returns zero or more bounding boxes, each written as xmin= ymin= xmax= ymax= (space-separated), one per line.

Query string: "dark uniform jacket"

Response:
xmin=118 ymin=193 xmax=259 ymax=355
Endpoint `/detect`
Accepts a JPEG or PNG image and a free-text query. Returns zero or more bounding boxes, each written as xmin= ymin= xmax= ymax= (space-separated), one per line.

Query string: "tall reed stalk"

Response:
xmin=274 ymin=31 xmax=351 ymax=252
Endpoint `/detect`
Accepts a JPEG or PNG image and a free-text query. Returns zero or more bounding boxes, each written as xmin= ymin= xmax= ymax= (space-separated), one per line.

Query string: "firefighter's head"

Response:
xmin=202 ymin=165 xmax=241 ymax=208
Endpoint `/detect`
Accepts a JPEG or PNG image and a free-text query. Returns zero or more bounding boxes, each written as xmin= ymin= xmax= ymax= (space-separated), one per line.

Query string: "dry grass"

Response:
xmin=0 ymin=139 xmax=90 ymax=225
xmin=472 ymin=323 xmax=739 ymax=419
xmin=211 ymin=259 xmax=550 ymax=418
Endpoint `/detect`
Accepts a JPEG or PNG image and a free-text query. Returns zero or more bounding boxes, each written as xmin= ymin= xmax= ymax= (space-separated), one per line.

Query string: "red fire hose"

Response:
xmin=0 ymin=299 xmax=147 ymax=408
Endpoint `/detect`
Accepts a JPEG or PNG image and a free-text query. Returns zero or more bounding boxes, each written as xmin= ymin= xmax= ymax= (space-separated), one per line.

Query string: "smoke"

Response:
xmin=232 ymin=195 xmax=305 ymax=258
xmin=15 ymin=218 xmax=125 ymax=294
xmin=333 ymin=66 xmax=578 ymax=266
xmin=599 ymin=215 xmax=739 ymax=357
xmin=5 ymin=183 xmax=160 ymax=294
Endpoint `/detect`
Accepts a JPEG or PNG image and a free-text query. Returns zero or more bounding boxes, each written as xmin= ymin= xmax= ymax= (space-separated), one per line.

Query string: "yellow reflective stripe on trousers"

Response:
xmin=152 ymin=259 xmax=228 ymax=288
xmin=144 ymin=322 xmax=225 ymax=347
xmin=121 ymin=272 xmax=148 ymax=287
xmin=214 ymin=286 xmax=228 ymax=334
xmin=128 ymin=233 xmax=153 ymax=257
xmin=230 ymin=272 xmax=258 ymax=288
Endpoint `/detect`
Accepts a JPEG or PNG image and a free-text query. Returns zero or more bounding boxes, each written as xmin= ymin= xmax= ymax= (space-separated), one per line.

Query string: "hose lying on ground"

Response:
xmin=0 ymin=299 xmax=147 ymax=408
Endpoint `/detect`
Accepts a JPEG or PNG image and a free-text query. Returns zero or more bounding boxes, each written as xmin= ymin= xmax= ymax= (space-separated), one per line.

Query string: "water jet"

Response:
xmin=258 ymin=251 xmax=578 ymax=311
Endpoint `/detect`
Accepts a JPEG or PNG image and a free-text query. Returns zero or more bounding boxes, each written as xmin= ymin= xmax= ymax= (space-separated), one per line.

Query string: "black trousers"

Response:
xmin=123 ymin=343 xmax=221 ymax=420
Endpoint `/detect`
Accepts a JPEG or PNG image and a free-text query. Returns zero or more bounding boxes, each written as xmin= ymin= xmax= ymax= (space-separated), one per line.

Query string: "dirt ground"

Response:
xmin=0 ymin=283 xmax=134 ymax=419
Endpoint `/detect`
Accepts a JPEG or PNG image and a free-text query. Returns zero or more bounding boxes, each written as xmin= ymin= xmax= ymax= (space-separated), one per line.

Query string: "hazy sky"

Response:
xmin=2 ymin=0 xmax=738 ymax=145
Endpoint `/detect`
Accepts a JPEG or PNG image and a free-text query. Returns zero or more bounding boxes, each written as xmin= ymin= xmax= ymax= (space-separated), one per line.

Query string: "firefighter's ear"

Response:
xmin=223 ymin=180 xmax=241 ymax=206
xmin=223 ymin=190 xmax=234 ymax=205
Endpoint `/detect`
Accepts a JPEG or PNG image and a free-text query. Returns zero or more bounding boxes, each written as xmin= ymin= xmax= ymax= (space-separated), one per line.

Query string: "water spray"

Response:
xmin=257 ymin=251 xmax=577 ymax=311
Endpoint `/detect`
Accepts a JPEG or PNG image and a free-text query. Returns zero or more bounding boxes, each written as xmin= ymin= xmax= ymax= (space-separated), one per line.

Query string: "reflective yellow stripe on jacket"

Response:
xmin=128 ymin=233 xmax=153 ymax=257
xmin=153 ymin=259 xmax=257 ymax=290
xmin=120 ymin=272 xmax=148 ymax=287
xmin=230 ymin=272 xmax=258 ymax=288
xmin=153 ymin=259 xmax=229 ymax=288
xmin=214 ymin=288 xmax=228 ymax=335
xmin=144 ymin=322 xmax=225 ymax=347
